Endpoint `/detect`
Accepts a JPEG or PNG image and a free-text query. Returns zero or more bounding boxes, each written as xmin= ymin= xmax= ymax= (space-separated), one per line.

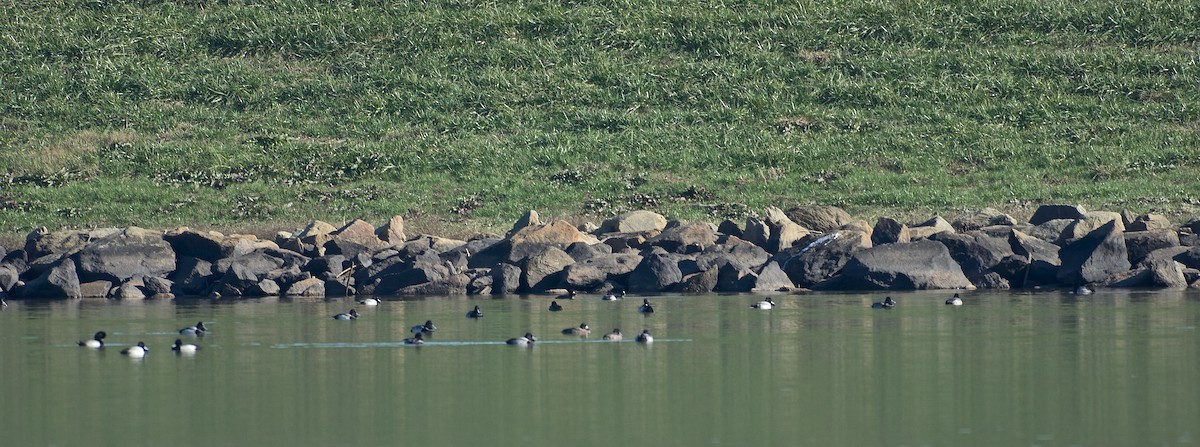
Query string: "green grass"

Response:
xmin=2 ymin=0 xmax=1199 ymax=238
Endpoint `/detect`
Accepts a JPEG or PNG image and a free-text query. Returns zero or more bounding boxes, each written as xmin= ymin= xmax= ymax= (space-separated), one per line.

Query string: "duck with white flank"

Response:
xmin=358 ymin=297 xmax=382 ymax=306
xmin=945 ymin=293 xmax=963 ymax=306
xmin=602 ymin=290 xmax=625 ymax=301
xmin=405 ymin=332 xmax=426 ymax=345
xmin=636 ymin=329 xmax=653 ymax=344
xmin=77 ymin=331 xmax=107 ymax=349
xmin=121 ymin=341 xmax=149 ymax=358
xmin=557 ymin=290 xmax=577 ymax=300
xmin=872 ymin=297 xmax=896 ymax=309
xmin=172 ymin=339 xmax=200 ymax=354
xmin=750 ymin=297 xmax=775 ymax=309
xmin=411 ymin=320 xmax=436 ymax=335
xmin=333 ymin=309 xmax=359 ymax=320
xmin=180 ymin=321 xmax=207 ymax=336
xmin=602 ymin=329 xmax=623 ymax=341
xmin=506 ymin=332 xmax=536 ymax=347
xmin=638 ymin=299 xmax=654 ymax=314
xmin=562 ymin=323 xmax=591 ymax=337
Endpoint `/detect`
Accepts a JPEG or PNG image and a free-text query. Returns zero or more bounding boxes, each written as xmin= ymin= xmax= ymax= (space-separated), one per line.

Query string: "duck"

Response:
xmin=1073 ymin=285 xmax=1094 ymax=296
xmin=506 ymin=332 xmax=536 ymax=347
xmin=945 ymin=293 xmax=963 ymax=306
xmin=602 ymin=329 xmax=623 ymax=340
xmin=602 ymin=290 xmax=625 ymax=301
xmin=405 ymin=332 xmax=425 ymax=345
xmin=562 ymin=323 xmax=591 ymax=337
xmin=179 ymin=321 xmax=207 ymax=336
xmin=466 ymin=305 xmax=483 ymax=318
xmin=77 ymin=331 xmax=107 ymax=349
xmin=549 ymin=301 xmax=564 ymax=312
xmin=872 ymin=296 xmax=896 ymax=309
xmin=333 ymin=309 xmax=359 ymax=320
xmin=636 ymin=329 xmax=653 ymax=344
xmin=638 ymin=299 xmax=654 ymax=314
xmin=121 ymin=341 xmax=149 ymax=358
xmin=172 ymin=339 xmax=199 ymax=354
xmin=750 ymin=297 xmax=776 ymax=309
xmin=556 ymin=290 xmax=577 ymax=300
xmin=411 ymin=320 xmax=436 ymax=335
xmin=358 ymin=297 xmax=382 ymax=306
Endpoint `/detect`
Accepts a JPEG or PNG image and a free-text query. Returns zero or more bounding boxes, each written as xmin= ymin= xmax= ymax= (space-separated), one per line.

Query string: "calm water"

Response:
xmin=2 ymin=290 xmax=1198 ymax=447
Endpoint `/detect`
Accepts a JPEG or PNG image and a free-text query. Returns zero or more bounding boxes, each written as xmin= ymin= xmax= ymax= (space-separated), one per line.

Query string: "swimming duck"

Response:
xmin=945 ymin=293 xmax=962 ymax=306
xmin=411 ymin=320 xmax=436 ymax=335
xmin=506 ymin=332 xmax=536 ymax=346
xmin=557 ymin=290 xmax=577 ymax=300
xmin=872 ymin=297 xmax=896 ymax=309
xmin=121 ymin=341 xmax=149 ymax=358
xmin=562 ymin=323 xmax=591 ymax=337
xmin=179 ymin=321 xmax=207 ymax=336
xmin=333 ymin=309 xmax=359 ymax=320
xmin=636 ymin=329 xmax=653 ymax=344
xmin=405 ymin=332 xmax=425 ymax=345
xmin=549 ymin=301 xmax=564 ymax=312
xmin=750 ymin=297 xmax=776 ymax=309
xmin=466 ymin=305 xmax=483 ymax=318
xmin=602 ymin=290 xmax=625 ymax=301
xmin=172 ymin=339 xmax=200 ymax=354
xmin=638 ymin=299 xmax=654 ymax=314
xmin=358 ymin=297 xmax=382 ymax=306
xmin=602 ymin=329 xmax=623 ymax=341
xmin=1074 ymin=285 xmax=1094 ymax=296
xmin=77 ymin=331 xmax=107 ymax=349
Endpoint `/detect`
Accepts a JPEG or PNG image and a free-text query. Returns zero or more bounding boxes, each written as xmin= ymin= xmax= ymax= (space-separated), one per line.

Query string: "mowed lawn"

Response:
xmin=1 ymin=0 xmax=1198 ymax=237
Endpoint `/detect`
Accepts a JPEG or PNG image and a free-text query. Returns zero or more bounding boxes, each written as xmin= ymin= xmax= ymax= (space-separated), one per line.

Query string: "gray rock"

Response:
xmin=491 ymin=263 xmax=522 ymax=295
xmin=600 ymin=210 xmax=667 ymax=234
xmin=396 ymin=273 xmax=470 ymax=295
xmin=563 ymin=253 xmax=642 ymax=290
xmin=930 ymin=232 xmax=1014 ymax=281
xmin=649 ymin=222 xmax=718 ymax=253
xmin=375 ymin=215 xmax=407 ymax=246
xmin=565 ymin=241 xmax=609 ymax=262
xmin=872 ymin=217 xmax=910 ymax=245
xmin=717 ymin=220 xmax=743 ymax=238
xmin=164 ymin=228 xmax=224 ymax=262
xmin=752 ymin=261 xmax=795 ymax=292
xmin=1029 ymin=204 xmax=1088 ymax=225
xmin=1127 ymin=213 xmax=1172 ymax=231
xmin=522 ymin=246 xmax=575 ymax=292
xmin=784 ymin=205 xmax=854 ymax=233
xmin=75 ymin=227 xmax=176 ymax=282
xmin=697 ymin=237 xmax=770 ymax=272
xmin=814 ymin=240 xmax=973 ymax=290
xmin=780 ymin=231 xmax=871 ymax=287
xmin=285 ymin=277 xmax=326 ymax=297
xmin=1148 ymin=258 xmax=1188 ymax=288
xmin=79 ymin=280 xmax=113 ymax=298
xmin=1057 ymin=220 xmax=1131 ymax=286
xmin=716 ymin=263 xmax=755 ymax=292
xmin=677 ymin=269 xmax=718 ymax=293
xmin=973 ymin=271 xmax=1010 ymax=289
xmin=115 ymin=280 xmax=145 ymax=300
xmin=20 ymin=258 xmax=81 ymax=299
xmin=214 ymin=250 xmax=286 ymax=278
xmin=467 ymin=269 xmax=493 ymax=295
xmin=952 ymin=208 xmax=1016 ymax=232
xmin=1175 ymin=247 xmax=1200 ymax=270
xmin=627 ymin=253 xmax=684 ymax=293
xmin=1124 ymin=230 xmax=1179 ymax=265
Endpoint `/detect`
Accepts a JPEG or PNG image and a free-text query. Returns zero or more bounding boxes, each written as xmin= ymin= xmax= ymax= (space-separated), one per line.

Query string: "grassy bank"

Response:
xmin=2 ymin=0 xmax=1199 ymax=238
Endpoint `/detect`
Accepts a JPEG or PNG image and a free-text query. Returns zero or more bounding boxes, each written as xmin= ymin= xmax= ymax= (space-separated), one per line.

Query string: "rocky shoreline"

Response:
xmin=2 ymin=204 xmax=1200 ymax=300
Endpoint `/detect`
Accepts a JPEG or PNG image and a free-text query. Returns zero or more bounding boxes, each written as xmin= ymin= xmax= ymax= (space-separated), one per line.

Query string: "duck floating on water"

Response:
xmin=945 ymin=294 xmax=962 ymax=306
xmin=872 ymin=297 xmax=896 ymax=309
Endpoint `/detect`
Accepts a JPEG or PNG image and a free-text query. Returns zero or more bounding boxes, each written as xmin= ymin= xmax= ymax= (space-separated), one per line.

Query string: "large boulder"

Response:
xmin=1029 ymin=204 xmax=1088 ymax=225
xmin=23 ymin=227 xmax=97 ymax=259
xmin=163 ymin=228 xmax=224 ymax=262
xmin=909 ymin=216 xmax=956 ymax=240
xmin=1002 ymin=229 xmax=1062 ymax=286
xmin=563 ymin=253 xmax=642 ymax=290
xmin=697 ymin=237 xmax=770 ymax=272
xmin=1123 ymin=230 xmax=1179 ymax=265
xmin=490 ymin=263 xmax=522 ymax=294
xmin=284 ymin=277 xmax=326 ymax=297
xmin=648 ymin=222 xmax=717 ymax=253
xmin=952 ymin=208 xmax=1017 ymax=232
xmin=375 ymin=215 xmax=407 ymax=245
xmin=751 ymin=261 xmax=795 ymax=292
xmin=1126 ymin=213 xmax=1172 ymax=231
xmin=20 ymin=258 xmax=81 ymax=299
xmin=332 ymin=219 xmax=386 ymax=249
xmin=627 ymin=252 xmax=684 ymax=293
xmin=762 ymin=207 xmax=811 ymax=253
xmin=677 ymin=269 xmax=718 ymax=293
xmin=507 ymin=221 xmax=586 ymax=263
xmin=521 ymin=246 xmax=575 ymax=292
xmin=784 ymin=205 xmax=854 ymax=233
xmin=814 ymin=240 xmax=972 ymax=290
xmin=871 ymin=217 xmax=910 ymax=245
xmin=930 ymin=232 xmax=1014 ymax=282
xmin=170 ymin=257 xmax=214 ymax=296
xmin=780 ymin=231 xmax=871 ymax=287
xmin=1057 ymin=220 xmax=1131 ymax=286
xmin=600 ymin=210 xmax=667 ymax=234
xmin=75 ymin=227 xmax=176 ymax=283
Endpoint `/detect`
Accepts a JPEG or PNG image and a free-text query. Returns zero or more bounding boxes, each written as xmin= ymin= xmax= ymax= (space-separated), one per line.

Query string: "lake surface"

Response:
xmin=2 ymin=290 xmax=1198 ymax=447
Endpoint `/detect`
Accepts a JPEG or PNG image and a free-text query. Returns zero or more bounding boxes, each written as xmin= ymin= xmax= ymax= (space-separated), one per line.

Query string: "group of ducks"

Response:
xmin=75 ymin=292 xmax=967 ymax=355
xmin=76 ymin=321 xmax=206 ymax=358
